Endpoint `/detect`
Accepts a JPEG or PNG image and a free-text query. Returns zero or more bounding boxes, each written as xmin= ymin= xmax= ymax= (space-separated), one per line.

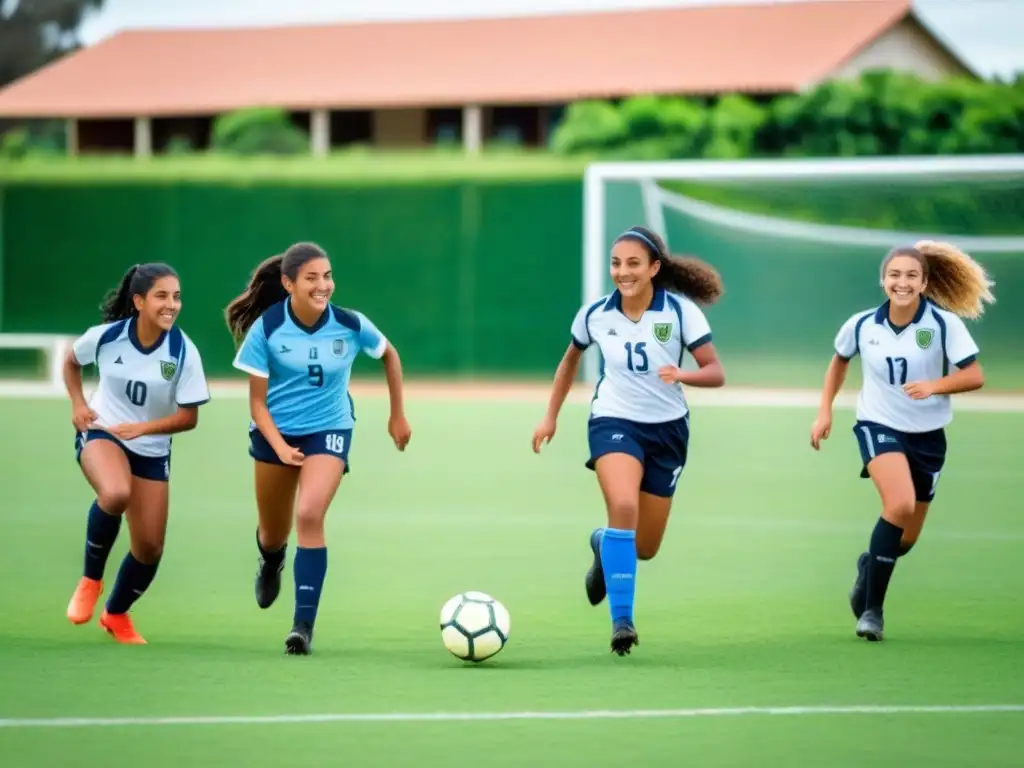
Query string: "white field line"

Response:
xmin=1 ymin=380 xmax=1023 ymax=411
xmin=0 ymin=704 xmax=1023 ymax=729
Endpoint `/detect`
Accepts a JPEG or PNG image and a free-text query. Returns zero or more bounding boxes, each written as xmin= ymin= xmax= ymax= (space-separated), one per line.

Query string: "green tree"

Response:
xmin=0 ymin=0 xmax=105 ymax=90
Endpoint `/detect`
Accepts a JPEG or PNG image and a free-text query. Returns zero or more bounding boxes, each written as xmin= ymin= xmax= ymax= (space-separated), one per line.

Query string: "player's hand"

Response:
xmin=388 ymin=414 xmax=411 ymax=451
xmin=532 ymin=416 xmax=557 ymax=453
xmin=810 ymin=412 xmax=832 ymax=451
xmin=903 ymin=380 xmax=935 ymax=400
xmin=658 ymin=365 xmax=683 ymax=384
xmin=71 ymin=403 xmax=99 ymax=432
xmin=275 ymin=445 xmax=305 ymax=466
xmin=108 ymin=422 xmax=148 ymax=441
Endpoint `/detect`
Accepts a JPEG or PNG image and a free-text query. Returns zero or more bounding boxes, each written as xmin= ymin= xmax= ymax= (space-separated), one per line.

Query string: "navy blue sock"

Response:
xmin=83 ymin=501 xmax=121 ymax=581
xmin=105 ymin=553 xmax=160 ymax=615
xmin=293 ymin=547 xmax=328 ymax=626
xmin=600 ymin=528 xmax=637 ymax=624
xmin=866 ymin=518 xmax=903 ymax=612
xmin=257 ymin=529 xmax=286 ymax=567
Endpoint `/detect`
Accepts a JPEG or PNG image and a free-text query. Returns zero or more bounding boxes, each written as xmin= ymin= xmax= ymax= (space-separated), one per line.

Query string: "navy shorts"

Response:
xmin=249 ymin=427 xmax=352 ymax=471
xmin=853 ymin=420 xmax=947 ymax=502
xmin=586 ymin=415 xmax=690 ymax=498
xmin=75 ymin=429 xmax=170 ymax=482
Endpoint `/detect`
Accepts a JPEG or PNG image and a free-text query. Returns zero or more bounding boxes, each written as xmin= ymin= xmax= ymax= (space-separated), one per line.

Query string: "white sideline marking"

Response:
xmin=1 ymin=704 xmax=1022 ymax=729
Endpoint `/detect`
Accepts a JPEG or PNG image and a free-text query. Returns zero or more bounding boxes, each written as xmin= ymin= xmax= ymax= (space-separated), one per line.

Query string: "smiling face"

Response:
xmin=132 ymin=275 xmax=181 ymax=331
xmin=610 ymin=239 xmax=660 ymax=299
xmin=284 ymin=256 xmax=334 ymax=314
xmin=882 ymin=251 xmax=928 ymax=311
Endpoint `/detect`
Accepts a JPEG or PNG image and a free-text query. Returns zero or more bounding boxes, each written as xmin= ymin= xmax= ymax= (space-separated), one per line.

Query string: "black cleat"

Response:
xmin=585 ymin=528 xmax=606 ymax=606
xmin=610 ymin=619 xmax=639 ymax=656
xmin=849 ymin=551 xmax=869 ymax=619
xmin=255 ymin=556 xmax=284 ymax=610
xmin=284 ymin=621 xmax=314 ymax=655
xmin=855 ymin=608 xmax=884 ymax=642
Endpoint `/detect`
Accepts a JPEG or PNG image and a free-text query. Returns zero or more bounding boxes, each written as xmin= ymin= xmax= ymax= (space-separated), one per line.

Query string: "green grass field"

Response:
xmin=1 ymin=390 xmax=1022 ymax=767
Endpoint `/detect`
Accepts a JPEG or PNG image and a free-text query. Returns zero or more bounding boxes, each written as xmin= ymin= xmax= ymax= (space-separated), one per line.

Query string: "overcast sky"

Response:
xmin=79 ymin=0 xmax=1024 ymax=79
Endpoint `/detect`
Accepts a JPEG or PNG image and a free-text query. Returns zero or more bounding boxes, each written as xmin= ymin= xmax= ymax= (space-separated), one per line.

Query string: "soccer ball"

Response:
xmin=439 ymin=591 xmax=510 ymax=662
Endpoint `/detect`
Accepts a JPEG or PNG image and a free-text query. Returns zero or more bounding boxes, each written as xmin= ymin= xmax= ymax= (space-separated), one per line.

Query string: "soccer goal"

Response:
xmin=580 ymin=155 xmax=1024 ymax=386
xmin=0 ymin=333 xmax=76 ymax=396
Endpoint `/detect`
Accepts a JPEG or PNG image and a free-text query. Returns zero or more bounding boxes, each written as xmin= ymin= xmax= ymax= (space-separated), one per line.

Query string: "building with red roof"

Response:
xmin=0 ymin=0 xmax=976 ymax=156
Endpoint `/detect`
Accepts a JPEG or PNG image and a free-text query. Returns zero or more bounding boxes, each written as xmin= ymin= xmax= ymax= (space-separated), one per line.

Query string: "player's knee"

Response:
xmin=883 ymin=499 xmax=915 ymax=526
xmin=605 ymin=498 xmax=639 ymax=530
xmin=96 ymin=485 xmax=130 ymax=514
xmin=133 ymin=540 xmax=163 ymax=564
xmin=294 ymin=502 xmax=327 ymax=537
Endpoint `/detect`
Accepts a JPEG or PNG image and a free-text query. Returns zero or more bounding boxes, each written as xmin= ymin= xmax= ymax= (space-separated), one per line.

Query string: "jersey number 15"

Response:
xmin=624 ymin=342 xmax=649 ymax=373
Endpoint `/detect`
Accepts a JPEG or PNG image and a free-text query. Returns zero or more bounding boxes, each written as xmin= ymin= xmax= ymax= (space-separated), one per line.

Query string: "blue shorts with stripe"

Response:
xmin=586 ymin=416 xmax=690 ymax=498
xmin=75 ymin=429 xmax=170 ymax=482
xmin=249 ymin=427 xmax=352 ymax=471
xmin=853 ymin=420 xmax=946 ymax=502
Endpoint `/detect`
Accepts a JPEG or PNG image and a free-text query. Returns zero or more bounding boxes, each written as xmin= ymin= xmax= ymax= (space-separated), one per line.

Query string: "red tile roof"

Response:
xmin=0 ymin=1 xmax=929 ymax=118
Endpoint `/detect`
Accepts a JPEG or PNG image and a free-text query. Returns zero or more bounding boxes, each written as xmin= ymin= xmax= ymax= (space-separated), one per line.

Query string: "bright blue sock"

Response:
xmin=83 ymin=500 xmax=121 ymax=581
xmin=293 ymin=546 xmax=328 ymax=626
xmin=600 ymin=528 xmax=637 ymax=623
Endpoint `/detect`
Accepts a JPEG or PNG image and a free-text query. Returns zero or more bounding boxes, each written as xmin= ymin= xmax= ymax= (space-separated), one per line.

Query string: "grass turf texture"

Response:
xmin=0 ymin=393 xmax=1022 ymax=766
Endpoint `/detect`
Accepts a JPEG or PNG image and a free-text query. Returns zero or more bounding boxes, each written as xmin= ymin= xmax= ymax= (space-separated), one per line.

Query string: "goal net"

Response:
xmin=581 ymin=156 xmax=1024 ymax=388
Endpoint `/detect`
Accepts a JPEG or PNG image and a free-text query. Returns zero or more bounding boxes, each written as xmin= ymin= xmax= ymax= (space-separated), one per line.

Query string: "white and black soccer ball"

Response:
xmin=439 ymin=591 xmax=510 ymax=662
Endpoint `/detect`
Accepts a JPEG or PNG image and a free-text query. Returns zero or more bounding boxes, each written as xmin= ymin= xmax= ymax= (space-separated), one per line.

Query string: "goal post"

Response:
xmin=580 ymin=155 xmax=1024 ymax=386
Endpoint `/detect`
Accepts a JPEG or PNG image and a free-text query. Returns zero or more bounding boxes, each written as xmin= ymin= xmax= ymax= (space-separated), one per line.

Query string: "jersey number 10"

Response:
xmin=125 ymin=380 xmax=148 ymax=407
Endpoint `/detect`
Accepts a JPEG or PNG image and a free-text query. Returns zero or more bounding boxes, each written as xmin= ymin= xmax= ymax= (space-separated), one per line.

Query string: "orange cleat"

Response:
xmin=66 ymin=577 xmax=103 ymax=625
xmin=99 ymin=610 xmax=147 ymax=645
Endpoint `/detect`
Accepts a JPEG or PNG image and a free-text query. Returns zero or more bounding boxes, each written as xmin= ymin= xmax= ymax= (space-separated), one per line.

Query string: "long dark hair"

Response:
xmin=614 ymin=226 xmax=724 ymax=305
xmin=100 ymin=263 xmax=179 ymax=322
xmin=224 ymin=241 xmax=328 ymax=340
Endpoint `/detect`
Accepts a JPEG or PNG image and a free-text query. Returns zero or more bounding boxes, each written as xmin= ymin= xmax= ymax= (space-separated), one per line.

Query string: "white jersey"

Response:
xmin=72 ymin=318 xmax=211 ymax=457
xmin=834 ymin=299 xmax=979 ymax=434
xmin=571 ymin=287 xmax=712 ymax=423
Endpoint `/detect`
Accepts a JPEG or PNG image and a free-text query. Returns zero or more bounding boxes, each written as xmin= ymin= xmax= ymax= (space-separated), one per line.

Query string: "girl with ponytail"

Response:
xmin=63 ymin=262 xmax=210 ymax=645
xmin=224 ymin=242 xmax=411 ymax=655
xmin=531 ymin=225 xmax=726 ymax=656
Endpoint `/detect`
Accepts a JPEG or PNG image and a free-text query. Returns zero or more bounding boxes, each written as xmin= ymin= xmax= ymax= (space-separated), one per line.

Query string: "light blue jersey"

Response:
xmin=232 ymin=299 xmax=388 ymax=435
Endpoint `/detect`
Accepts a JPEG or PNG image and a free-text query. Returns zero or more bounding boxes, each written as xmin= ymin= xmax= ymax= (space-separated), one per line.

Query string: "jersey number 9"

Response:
xmin=307 ymin=364 xmax=324 ymax=388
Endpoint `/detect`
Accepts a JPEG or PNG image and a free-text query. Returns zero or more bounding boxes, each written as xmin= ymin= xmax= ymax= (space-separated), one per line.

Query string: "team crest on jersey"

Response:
xmin=332 ymin=339 xmax=346 ymax=357
xmin=916 ymin=329 xmax=934 ymax=349
xmin=653 ymin=322 xmax=673 ymax=344
xmin=160 ymin=360 xmax=177 ymax=381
